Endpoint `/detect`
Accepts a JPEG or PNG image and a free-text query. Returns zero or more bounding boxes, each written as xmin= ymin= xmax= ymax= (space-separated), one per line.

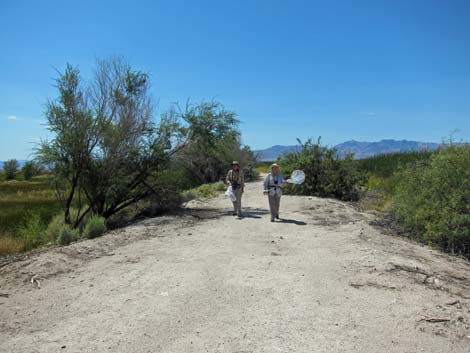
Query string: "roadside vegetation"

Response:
xmin=274 ymin=139 xmax=469 ymax=258
xmin=0 ymin=57 xmax=256 ymax=257
xmin=278 ymin=138 xmax=363 ymax=201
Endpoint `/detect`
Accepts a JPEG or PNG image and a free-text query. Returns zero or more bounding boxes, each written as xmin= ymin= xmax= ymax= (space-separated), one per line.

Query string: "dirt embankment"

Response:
xmin=1 ymin=178 xmax=469 ymax=353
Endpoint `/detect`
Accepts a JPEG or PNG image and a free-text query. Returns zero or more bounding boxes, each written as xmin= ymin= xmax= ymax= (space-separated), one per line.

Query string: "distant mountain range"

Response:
xmin=0 ymin=140 xmax=452 ymax=168
xmin=254 ymin=139 xmax=442 ymax=161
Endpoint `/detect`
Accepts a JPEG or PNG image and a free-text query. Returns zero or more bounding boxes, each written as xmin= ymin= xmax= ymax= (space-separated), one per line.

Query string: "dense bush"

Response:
xmin=176 ymin=101 xmax=257 ymax=184
xmin=3 ymin=159 xmax=19 ymax=180
xmin=46 ymin=213 xmax=82 ymax=244
xmin=57 ymin=227 xmax=79 ymax=245
xmin=393 ymin=145 xmax=470 ymax=256
xmin=17 ymin=212 xmax=48 ymax=251
xmin=22 ymin=161 xmax=42 ymax=180
xmin=84 ymin=216 xmax=107 ymax=239
xmin=357 ymin=150 xmax=434 ymax=178
xmin=279 ymin=138 xmax=363 ymax=201
xmin=181 ymin=181 xmax=226 ymax=201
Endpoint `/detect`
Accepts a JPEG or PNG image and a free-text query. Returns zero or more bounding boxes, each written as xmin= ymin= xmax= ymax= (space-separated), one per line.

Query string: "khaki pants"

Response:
xmin=268 ymin=193 xmax=281 ymax=220
xmin=232 ymin=187 xmax=243 ymax=215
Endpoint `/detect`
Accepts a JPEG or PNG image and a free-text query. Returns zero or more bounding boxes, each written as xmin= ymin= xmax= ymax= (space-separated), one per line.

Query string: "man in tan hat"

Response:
xmin=226 ymin=161 xmax=245 ymax=217
xmin=263 ymin=163 xmax=286 ymax=222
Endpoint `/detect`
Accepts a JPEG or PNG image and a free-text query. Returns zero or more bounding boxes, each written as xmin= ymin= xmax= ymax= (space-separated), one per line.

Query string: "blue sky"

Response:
xmin=1 ymin=0 xmax=469 ymax=160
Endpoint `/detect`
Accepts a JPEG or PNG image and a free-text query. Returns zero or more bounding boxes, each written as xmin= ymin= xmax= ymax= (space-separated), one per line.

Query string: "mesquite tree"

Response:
xmin=176 ymin=101 xmax=256 ymax=183
xmin=37 ymin=58 xmax=183 ymax=227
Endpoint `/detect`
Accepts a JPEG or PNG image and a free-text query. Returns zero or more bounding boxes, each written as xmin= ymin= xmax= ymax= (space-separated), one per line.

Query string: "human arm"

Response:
xmin=240 ymin=171 xmax=245 ymax=192
xmin=263 ymin=174 xmax=270 ymax=194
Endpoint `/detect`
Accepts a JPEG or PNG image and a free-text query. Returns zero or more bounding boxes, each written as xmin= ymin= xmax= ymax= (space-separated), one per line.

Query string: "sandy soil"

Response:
xmin=1 ymin=177 xmax=469 ymax=353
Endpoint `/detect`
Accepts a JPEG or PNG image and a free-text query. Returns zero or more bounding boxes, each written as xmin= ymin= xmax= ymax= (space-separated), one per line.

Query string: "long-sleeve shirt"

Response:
xmin=263 ymin=172 xmax=285 ymax=192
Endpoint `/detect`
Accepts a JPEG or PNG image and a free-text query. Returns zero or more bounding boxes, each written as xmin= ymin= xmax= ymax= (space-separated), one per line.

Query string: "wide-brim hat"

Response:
xmin=270 ymin=163 xmax=280 ymax=169
xmin=231 ymin=161 xmax=240 ymax=165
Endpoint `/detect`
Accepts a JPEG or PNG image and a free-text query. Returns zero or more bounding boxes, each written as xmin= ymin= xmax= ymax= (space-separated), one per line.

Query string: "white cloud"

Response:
xmin=7 ymin=115 xmax=18 ymax=120
xmin=360 ymin=112 xmax=377 ymax=117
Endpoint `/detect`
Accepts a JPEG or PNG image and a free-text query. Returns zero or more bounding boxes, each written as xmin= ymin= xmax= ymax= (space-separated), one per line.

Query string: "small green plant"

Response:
xmin=56 ymin=227 xmax=79 ymax=245
xmin=84 ymin=216 xmax=107 ymax=239
xmin=46 ymin=213 xmax=82 ymax=243
xmin=17 ymin=212 xmax=47 ymax=251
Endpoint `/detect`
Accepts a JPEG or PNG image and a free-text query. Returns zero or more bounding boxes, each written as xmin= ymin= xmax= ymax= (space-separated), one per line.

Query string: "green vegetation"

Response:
xmin=357 ymin=150 xmax=434 ymax=211
xmin=36 ymin=58 xmax=256 ymax=229
xmin=359 ymin=145 xmax=470 ymax=258
xmin=0 ymin=178 xmax=61 ymax=255
xmin=254 ymin=161 xmax=273 ymax=174
xmin=1 ymin=57 xmax=256 ymax=256
xmin=21 ymin=161 xmax=42 ymax=181
xmin=84 ymin=216 xmax=107 ymax=239
xmin=278 ymin=138 xmax=363 ymax=201
xmin=3 ymin=159 xmax=19 ymax=180
xmin=57 ymin=227 xmax=80 ymax=245
xmin=357 ymin=150 xmax=434 ymax=178
xmin=181 ymin=181 xmax=226 ymax=201
xmin=176 ymin=101 xmax=256 ymax=184
xmin=393 ymin=145 xmax=470 ymax=256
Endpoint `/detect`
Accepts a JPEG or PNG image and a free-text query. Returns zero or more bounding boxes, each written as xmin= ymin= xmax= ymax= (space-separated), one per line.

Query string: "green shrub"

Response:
xmin=181 ymin=181 xmax=226 ymax=201
xmin=46 ymin=214 xmax=66 ymax=241
xmin=393 ymin=145 xmax=470 ymax=256
xmin=17 ymin=212 xmax=48 ymax=251
xmin=21 ymin=161 xmax=42 ymax=181
xmin=84 ymin=216 xmax=107 ymax=239
xmin=57 ymin=227 xmax=79 ymax=245
xmin=3 ymin=159 xmax=19 ymax=180
xmin=46 ymin=214 xmax=82 ymax=244
xmin=279 ymin=138 xmax=364 ymax=201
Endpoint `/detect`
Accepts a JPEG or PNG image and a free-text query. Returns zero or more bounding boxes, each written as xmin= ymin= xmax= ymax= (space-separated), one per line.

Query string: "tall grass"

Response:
xmin=181 ymin=181 xmax=226 ymax=201
xmin=0 ymin=178 xmax=61 ymax=255
xmin=357 ymin=150 xmax=435 ymax=211
xmin=357 ymin=150 xmax=434 ymax=178
xmin=359 ymin=145 xmax=470 ymax=258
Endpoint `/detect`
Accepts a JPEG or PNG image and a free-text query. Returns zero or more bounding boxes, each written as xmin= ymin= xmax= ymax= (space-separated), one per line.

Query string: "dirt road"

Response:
xmin=1 ymin=177 xmax=470 ymax=352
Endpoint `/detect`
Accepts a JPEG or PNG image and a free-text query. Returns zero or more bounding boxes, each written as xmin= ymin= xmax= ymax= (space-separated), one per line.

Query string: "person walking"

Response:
xmin=226 ymin=161 xmax=245 ymax=218
xmin=263 ymin=163 xmax=286 ymax=222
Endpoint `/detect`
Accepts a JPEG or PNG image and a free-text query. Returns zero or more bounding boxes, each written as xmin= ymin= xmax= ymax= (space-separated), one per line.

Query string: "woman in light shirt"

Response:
xmin=263 ymin=163 xmax=286 ymax=222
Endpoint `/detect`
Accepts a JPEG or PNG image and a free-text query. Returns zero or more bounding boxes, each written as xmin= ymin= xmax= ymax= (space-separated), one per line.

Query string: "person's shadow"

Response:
xmin=237 ymin=207 xmax=270 ymax=219
xmin=278 ymin=218 xmax=307 ymax=226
